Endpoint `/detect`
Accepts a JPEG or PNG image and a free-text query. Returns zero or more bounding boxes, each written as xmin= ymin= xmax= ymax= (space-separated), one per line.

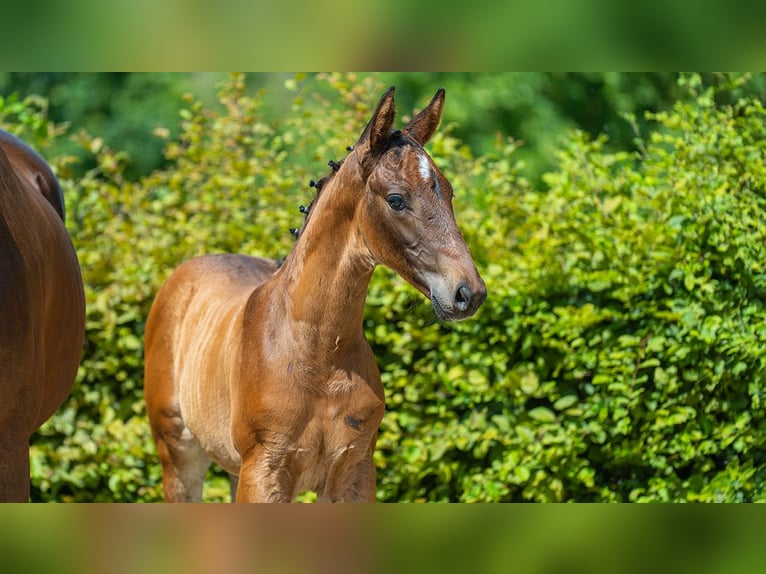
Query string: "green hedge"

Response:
xmin=372 ymin=73 xmax=766 ymax=502
xmin=4 ymin=73 xmax=763 ymax=501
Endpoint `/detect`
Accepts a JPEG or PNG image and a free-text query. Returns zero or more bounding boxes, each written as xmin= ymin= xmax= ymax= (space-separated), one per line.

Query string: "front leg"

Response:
xmin=235 ymin=445 xmax=297 ymax=503
xmin=321 ymin=458 xmax=377 ymax=503
xmin=320 ymin=434 xmax=378 ymax=503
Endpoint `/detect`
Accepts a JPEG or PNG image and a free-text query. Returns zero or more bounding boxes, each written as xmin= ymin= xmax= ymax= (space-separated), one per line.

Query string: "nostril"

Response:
xmin=455 ymin=283 xmax=472 ymax=311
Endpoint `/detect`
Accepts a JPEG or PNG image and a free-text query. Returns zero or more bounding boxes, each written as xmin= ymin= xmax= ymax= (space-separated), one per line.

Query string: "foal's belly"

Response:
xmin=178 ymin=354 xmax=243 ymax=475
xmin=173 ymin=280 xmax=252 ymax=475
xmin=179 ymin=362 xmax=243 ymax=472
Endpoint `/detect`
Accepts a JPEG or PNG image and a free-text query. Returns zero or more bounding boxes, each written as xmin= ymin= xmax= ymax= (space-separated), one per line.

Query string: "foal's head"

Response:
xmin=350 ymin=87 xmax=486 ymax=321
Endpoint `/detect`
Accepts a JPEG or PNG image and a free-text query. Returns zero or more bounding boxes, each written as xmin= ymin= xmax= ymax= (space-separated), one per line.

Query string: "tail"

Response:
xmin=0 ymin=129 xmax=66 ymax=222
xmin=34 ymin=170 xmax=66 ymax=223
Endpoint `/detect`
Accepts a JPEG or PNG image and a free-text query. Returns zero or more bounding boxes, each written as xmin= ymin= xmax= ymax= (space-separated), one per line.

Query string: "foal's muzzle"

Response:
xmin=432 ymin=278 xmax=487 ymax=321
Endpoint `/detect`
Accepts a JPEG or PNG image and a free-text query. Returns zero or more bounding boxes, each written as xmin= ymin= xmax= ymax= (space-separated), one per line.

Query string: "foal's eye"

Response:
xmin=386 ymin=194 xmax=406 ymax=211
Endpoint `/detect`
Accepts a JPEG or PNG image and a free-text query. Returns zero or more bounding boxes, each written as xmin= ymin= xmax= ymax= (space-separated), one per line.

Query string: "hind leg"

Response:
xmin=0 ymin=434 xmax=30 ymax=502
xmin=150 ymin=411 xmax=211 ymax=502
xmin=228 ymin=473 xmax=239 ymax=503
xmin=0 ymin=367 xmax=34 ymax=502
xmin=144 ymin=306 xmax=210 ymax=502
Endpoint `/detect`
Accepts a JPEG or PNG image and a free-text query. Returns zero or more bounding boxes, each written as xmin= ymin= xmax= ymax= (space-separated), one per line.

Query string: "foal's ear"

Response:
xmin=358 ymin=86 xmax=396 ymax=152
xmin=403 ymin=88 xmax=445 ymax=146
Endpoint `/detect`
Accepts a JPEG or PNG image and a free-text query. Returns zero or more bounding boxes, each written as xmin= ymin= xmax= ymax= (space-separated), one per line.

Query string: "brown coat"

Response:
xmin=0 ymin=130 xmax=85 ymax=501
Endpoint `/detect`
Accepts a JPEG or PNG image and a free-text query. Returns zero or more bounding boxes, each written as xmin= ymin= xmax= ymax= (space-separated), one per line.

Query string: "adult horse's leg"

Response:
xmin=0 ymin=354 xmax=36 ymax=501
xmin=0 ymin=433 xmax=30 ymax=501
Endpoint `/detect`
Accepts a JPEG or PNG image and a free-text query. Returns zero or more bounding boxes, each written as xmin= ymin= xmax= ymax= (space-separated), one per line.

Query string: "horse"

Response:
xmin=0 ymin=129 xmax=86 ymax=501
xmin=144 ymin=87 xmax=487 ymax=502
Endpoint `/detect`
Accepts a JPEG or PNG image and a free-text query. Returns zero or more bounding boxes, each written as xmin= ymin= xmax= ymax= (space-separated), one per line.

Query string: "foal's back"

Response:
xmin=144 ymin=254 xmax=278 ymax=491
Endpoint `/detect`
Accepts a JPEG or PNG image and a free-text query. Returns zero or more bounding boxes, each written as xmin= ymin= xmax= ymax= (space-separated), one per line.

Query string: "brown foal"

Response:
xmin=144 ymin=87 xmax=486 ymax=502
xmin=0 ymin=130 xmax=85 ymax=501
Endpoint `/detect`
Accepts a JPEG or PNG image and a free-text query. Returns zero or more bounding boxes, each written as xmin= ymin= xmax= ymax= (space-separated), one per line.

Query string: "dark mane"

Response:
xmin=292 ymin=153 xmax=348 ymax=239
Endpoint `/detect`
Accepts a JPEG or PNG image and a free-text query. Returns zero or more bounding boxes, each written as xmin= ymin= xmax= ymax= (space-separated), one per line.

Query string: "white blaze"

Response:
xmin=418 ymin=153 xmax=431 ymax=184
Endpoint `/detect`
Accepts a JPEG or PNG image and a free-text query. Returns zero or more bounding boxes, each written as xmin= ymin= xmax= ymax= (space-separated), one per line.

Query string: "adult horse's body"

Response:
xmin=144 ymin=87 xmax=486 ymax=502
xmin=0 ymin=130 xmax=85 ymax=501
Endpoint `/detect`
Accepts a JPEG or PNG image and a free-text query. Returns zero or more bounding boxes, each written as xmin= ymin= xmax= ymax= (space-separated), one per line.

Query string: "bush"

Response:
xmin=5 ymin=72 xmax=764 ymax=502
xmin=371 ymin=73 xmax=766 ymax=502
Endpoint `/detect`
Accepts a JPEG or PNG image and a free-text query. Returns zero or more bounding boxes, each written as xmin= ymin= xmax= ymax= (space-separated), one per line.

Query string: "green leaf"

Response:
xmin=520 ymin=371 xmax=539 ymax=395
xmin=528 ymin=407 xmax=556 ymax=423
xmin=553 ymin=395 xmax=578 ymax=410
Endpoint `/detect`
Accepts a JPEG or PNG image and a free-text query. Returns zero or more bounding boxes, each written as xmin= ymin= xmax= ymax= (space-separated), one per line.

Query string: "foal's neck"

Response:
xmin=276 ymin=163 xmax=374 ymax=349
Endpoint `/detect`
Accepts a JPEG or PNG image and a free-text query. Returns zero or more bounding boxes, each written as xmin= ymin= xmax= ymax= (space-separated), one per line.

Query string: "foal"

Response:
xmin=0 ymin=130 xmax=85 ymax=501
xmin=144 ymin=87 xmax=486 ymax=502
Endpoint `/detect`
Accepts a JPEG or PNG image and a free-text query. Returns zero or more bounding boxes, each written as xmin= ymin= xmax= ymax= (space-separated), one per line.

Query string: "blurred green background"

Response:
xmin=1 ymin=1 xmax=763 ymax=69
xmin=0 ymin=72 xmax=706 ymax=180
xmin=2 ymin=72 xmax=765 ymax=503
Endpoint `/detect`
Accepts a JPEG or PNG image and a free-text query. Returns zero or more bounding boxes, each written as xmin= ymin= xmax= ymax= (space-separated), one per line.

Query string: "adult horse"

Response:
xmin=0 ymin=130 xmax=85 ymax=501
xmin=145 ymin=87 xmax=486 ymax=502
